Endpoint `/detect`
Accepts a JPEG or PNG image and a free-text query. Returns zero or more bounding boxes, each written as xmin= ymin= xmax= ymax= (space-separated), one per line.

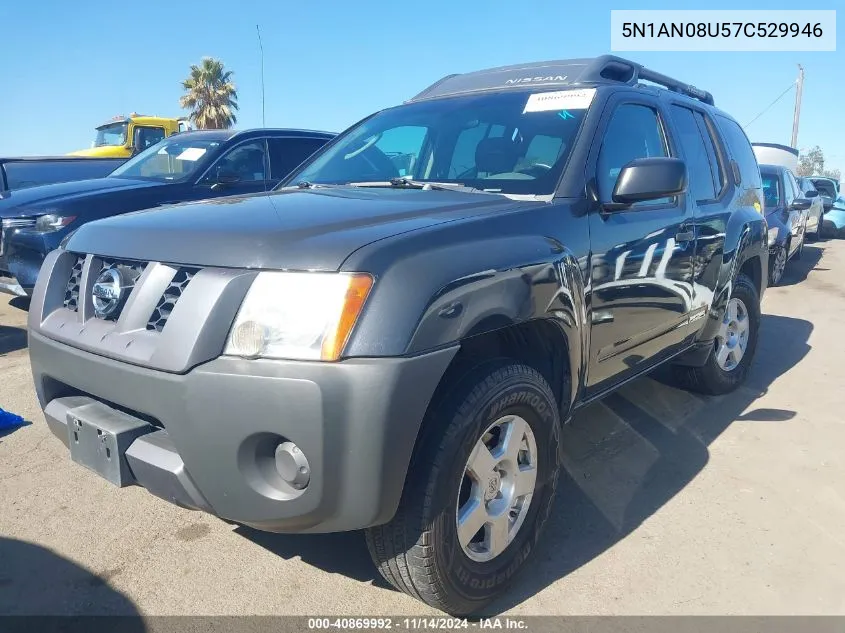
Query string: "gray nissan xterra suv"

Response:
xmin=28 ymin=56 xmax=767 ymax=615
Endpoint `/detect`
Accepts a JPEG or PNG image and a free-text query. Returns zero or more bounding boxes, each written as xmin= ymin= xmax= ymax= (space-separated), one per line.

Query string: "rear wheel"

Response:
xmin=674 ymin=272 xmax=760 ymax=395
xmin=366 ymin=361 xmax=561 ymax=616
xmin=769 ymin=245 xmax=787 ymax=286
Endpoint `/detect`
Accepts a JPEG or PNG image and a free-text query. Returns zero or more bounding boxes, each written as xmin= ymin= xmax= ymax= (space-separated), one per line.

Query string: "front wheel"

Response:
xmin=366 ymin=361 xmax=561 ymax=616
xmin=673 ymin=272 xmax=760 ymax=395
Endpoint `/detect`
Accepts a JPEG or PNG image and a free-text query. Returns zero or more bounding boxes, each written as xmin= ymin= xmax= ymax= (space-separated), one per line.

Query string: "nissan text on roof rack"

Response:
xmin=27 ymin=55 xmax=767 ymax=615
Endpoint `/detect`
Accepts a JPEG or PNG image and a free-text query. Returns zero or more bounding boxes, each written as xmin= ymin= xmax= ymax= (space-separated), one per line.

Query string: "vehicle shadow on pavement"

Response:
xmin=235 ymin=526 xmax=391 ymax=589
xmin=0 ymin=326 xmax=27 ymax=355
xmin=0 ymin=536 xmax=144 ymax=621
xmin=490 ymin=312 xmax=813 ymax=614
xmin=8 ymin=297 xmax=30 ymax=312
xmin=777 ymin=243 xmax=824 ymax=287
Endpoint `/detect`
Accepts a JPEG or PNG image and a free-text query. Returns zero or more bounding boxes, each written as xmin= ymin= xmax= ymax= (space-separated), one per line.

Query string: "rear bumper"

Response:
xmin=30 ymin=330 xmax=457 ymax=533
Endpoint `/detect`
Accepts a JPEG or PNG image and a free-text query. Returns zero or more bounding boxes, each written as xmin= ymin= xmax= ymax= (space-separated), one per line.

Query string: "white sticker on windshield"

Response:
xmin=176 ymin=147 xmax=207 ymax=161
xmin=523 ymin=88 xmax=596 ymax=113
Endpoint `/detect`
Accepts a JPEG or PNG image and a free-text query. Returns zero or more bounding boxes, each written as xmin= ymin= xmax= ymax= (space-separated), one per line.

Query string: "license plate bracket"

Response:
xmin=67 ymin=402 xmax=154 ymax=487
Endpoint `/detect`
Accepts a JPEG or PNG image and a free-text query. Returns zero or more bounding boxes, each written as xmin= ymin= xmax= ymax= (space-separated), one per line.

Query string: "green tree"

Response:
xmin=179 ymin=58 xmax=239 ymax=129
xmin=797 ymin=145 xmax=825 ymax=177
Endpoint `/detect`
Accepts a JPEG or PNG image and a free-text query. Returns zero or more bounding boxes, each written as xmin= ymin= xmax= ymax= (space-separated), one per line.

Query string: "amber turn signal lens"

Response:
xmin=320 ymin=274 xmax=374 ymax=361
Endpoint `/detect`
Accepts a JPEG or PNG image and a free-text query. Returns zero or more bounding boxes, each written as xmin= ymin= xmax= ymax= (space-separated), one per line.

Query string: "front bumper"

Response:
xmin=0 ymin=275 xmax=27 ymax=297
xmin=0 ymin=229 xmax=59 ymax=294
xmin=30 ymin=330 xmax=457 ymax=533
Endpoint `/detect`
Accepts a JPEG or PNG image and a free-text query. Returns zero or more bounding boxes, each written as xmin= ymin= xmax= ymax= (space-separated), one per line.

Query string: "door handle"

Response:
xmin=675 ymin=230 xmax=695 ymax=242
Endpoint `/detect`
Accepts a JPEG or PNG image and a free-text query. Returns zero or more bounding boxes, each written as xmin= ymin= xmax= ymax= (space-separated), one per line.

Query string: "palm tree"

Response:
xmin=180 ymin=58 xmax=239 ymax=129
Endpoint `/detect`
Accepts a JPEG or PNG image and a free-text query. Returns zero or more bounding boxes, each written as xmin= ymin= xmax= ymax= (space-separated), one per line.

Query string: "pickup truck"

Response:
xmin=27 ymin=55 xmax=768 ymax=615
xmin=0 ymin=156 xmax=125 ymax=193
xmin=0 ymin=128 xmax=334 ymax=296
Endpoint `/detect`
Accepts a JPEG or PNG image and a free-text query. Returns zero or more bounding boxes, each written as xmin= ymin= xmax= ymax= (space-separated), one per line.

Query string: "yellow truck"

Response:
xmin=69 ymin=114 xmax=191 ymax=158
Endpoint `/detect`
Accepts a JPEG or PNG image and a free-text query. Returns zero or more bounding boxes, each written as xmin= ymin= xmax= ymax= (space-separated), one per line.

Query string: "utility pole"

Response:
xmin=256 ymin=25 xmax=266 ymax=127
xmin=791 ymin=64 xmax=804 ymax=148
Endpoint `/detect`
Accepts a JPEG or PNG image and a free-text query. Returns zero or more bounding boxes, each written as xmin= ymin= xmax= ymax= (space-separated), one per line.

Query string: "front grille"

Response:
xmin=63 ymin=255 xmax=85 ymax=311
xmin=94 ymin=258 xmax=148 ymax=321
xmin=146 ymin=267 xmax=198 ymax=332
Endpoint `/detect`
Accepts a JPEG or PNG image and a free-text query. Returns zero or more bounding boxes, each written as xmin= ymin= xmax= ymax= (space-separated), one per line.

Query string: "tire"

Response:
xmin=769 ymin=244 xmax=787 ymax=286
xmin=815 ymin=217 xmax=826 ymax=241
xmin=674 ymin=272 xmax=760 ymax=396
xmin=365 ymin=361 xmax=561 ymax=616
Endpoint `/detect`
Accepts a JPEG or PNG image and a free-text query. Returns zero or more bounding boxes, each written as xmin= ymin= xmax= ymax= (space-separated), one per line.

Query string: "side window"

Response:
xmin=597 ymin=103 xmax=669 ymax=203
xmin=714 ymin=116 xmax=762 ymax=189
xmin=761 ymin=172 xmax=781 ymax=209
xmin=268 ymin=137 xmax=329 ymax=180
xmin=202 ymin=140 xmax=267 ymax=183
xmin=695 ymin=112 xmax=724 ymax=196
xmin=785 ymin=172 xmax=801 ymax=203
xmin=780 ymin=172 xmax=795 ymax=205
xmin=669 ymin=105 xmax=716 ymax=202
xmin=134 ymin=127 xmax=166 ymax=152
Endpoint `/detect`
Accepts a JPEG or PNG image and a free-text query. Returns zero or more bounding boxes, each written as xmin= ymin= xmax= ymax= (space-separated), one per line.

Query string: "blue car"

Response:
xmin=822 ymin=194 xmax=845 ymax=238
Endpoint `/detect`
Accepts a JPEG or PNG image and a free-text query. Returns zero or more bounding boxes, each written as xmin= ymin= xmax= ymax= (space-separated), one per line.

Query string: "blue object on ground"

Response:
xmin=0 ymin=408 xmax=25 ymax=430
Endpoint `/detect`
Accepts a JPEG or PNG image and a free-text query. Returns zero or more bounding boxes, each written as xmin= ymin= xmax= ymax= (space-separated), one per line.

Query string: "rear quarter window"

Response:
xmin=714 ymin=115 xmax=762 ymax=190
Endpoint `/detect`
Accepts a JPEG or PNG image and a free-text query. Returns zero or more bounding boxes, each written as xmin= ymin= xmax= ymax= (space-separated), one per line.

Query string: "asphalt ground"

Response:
xmin=0 ymin=239 xmax=843 ymax=617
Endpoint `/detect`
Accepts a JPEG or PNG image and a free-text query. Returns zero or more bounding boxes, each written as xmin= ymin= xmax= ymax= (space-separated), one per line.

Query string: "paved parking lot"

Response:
xmin=1 ymin=241 xmax=844 ymax=617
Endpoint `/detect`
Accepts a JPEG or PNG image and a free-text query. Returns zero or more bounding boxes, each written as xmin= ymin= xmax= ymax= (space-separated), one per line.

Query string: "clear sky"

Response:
xmin=1 ymin=0 xmax=842 ymax=173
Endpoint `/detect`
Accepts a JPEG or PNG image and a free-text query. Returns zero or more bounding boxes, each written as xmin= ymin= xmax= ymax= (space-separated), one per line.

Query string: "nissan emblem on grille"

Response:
xmin=92 ymin=266 xmax=135 ymax=319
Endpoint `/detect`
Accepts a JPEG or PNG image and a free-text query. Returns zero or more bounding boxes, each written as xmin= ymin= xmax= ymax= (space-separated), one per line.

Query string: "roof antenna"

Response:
xmin=256 ymin=24 xmax=269 ymax=195
xmin=256 ymin=24 xmax=266 ymax=127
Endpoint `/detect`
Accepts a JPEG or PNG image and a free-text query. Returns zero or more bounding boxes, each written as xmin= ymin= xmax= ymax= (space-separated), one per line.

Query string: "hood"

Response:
xmin=0 ymin=177 xmax=160 ymax=216
xmin=67 ymin=187 xmax=525 ymax=271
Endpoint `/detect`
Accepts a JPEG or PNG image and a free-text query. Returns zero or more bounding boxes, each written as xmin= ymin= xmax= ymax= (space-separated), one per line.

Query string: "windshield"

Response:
xmin=95 ymin=122 xmax=127 ymax=147
xmin=287 ymin=89 xmax=591 ymax=196
xmin=110 ymin=137 xmax=221 ymax=181
xmin=761 ymin=172 xmax=781 ymax=209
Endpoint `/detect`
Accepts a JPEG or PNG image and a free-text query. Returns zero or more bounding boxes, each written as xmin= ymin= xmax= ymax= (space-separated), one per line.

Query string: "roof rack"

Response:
xmin=409 ymin=55 xmax=714 ymax=106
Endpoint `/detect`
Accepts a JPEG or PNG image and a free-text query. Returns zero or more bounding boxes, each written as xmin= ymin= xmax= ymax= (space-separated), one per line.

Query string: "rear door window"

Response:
xmin=714 ymin=115 xmax=762 ymax=189
xmin=267 ymin=137 xmax=330 ymax=180
xmin=669 ymin=105 xmax=716 ymax=202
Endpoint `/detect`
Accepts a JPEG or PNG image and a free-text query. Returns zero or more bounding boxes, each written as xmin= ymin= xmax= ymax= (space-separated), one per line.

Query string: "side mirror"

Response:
xmin=212 ymin=166 xmax=240 ymax=190
xmin=608 ymin=157 xmax=687 ymax=208
xmin=791 ymin=198 xmax=811 ymax=211
xmin=805 ymin=189 xmax=819 ymax=198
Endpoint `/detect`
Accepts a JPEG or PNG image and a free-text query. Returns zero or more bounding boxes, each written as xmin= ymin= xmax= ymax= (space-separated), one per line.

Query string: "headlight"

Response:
xmin=35 ymin=213 xmax=77 ymax=232
xmin=224 ymin=272 xmax=373 ymax=361
xmin=767 ymin=227 xmax=779 ymax=246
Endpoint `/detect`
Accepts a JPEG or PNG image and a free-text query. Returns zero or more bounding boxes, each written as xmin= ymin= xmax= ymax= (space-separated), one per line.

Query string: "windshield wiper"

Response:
xmin=346 ymin=178 xmax=484 ymax=194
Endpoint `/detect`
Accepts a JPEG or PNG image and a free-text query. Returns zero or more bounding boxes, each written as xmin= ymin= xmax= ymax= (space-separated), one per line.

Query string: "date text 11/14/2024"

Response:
xmin=307 ymin=617 xmax=528 ymax=630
